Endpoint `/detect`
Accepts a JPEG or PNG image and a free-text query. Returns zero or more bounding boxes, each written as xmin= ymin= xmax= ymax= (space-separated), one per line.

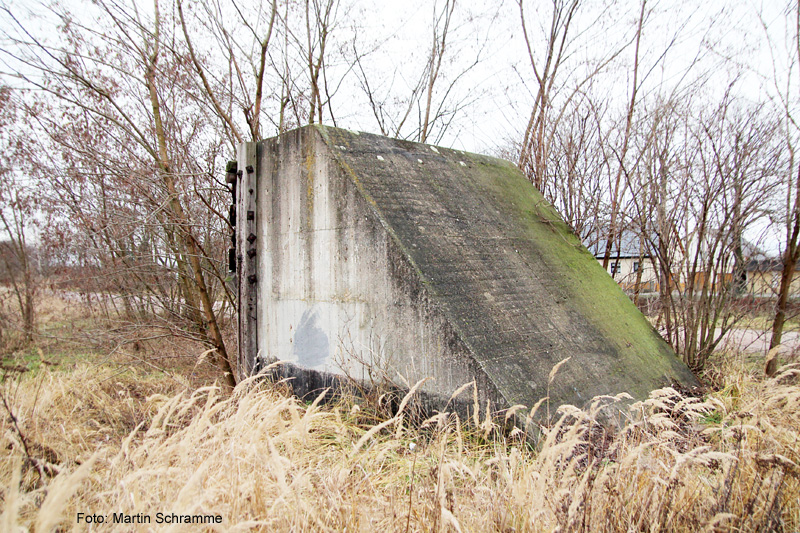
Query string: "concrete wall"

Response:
xmin=238 ymin=125 xmax=698 ymax=416
xmin=251 ymin=128 xmax=492 ymax=405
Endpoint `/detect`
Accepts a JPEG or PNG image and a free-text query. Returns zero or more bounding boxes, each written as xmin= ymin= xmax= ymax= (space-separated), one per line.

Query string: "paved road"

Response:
xmin=716 ymin=328 xmax=800 ymax=355
xmin=656 ymin=326 xmax=800 ymax=355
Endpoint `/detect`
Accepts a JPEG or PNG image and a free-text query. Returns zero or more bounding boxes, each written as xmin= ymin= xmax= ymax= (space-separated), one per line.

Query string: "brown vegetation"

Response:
xmin=1 ymin=296 xmax=798 ymax=531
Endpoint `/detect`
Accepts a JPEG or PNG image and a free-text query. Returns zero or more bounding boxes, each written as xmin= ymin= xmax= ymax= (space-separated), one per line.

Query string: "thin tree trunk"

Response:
xmin=633 ymin=233 xmax=645 ymax=307
xmin=146 ymin=0 xmax=236 ymax=388
xmin=768 ymin=218 xmax=799 ymax=376
xmin=601 ymin=0 xmax=645 ymax=270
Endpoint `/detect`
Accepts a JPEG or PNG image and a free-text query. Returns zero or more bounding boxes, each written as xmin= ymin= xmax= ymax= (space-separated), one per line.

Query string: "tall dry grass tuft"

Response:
xmin=1 ymin=359 xmax=798 ymax=531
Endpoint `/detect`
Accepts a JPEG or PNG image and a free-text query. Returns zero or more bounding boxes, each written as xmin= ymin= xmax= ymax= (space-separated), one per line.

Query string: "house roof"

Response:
xmin=746 ymin=258 xmax=788 ymax=272
xmin=584 ymin=228 xmax=653 ymax=259
xmin=585 ymin=227 xmax=772 ymax=266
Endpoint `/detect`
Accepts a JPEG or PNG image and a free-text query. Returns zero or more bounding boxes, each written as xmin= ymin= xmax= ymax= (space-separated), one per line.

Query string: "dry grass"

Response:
xmin=1 ymin=288 xmax=230 ymax=392
xmin=0 ymin=352 xmax=798 ymax=532
xmin=1 ymin=290 xmax=798 ymax=530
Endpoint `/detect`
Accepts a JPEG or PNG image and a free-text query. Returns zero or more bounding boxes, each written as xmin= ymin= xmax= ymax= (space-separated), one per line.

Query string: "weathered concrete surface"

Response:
xmin=242 ymin=125 xmax=698 ymax=417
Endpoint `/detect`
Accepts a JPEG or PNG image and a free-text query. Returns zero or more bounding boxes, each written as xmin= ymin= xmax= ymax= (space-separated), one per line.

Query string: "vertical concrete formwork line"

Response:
xmin=237 ymin=142 xmax=258 ymax=380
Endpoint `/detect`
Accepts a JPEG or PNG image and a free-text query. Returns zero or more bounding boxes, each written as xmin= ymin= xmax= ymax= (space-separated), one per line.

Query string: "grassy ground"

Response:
xmin=1 ymin=293 xmax=799 ymax=531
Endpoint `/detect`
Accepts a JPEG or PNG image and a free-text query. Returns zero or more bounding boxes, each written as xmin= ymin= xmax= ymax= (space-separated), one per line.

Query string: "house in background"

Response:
xmin=585 ymin=230 xmax=659 ymax=293
xmin=585 ymin=227 xmax=796 ymax=298
xmin=745 ymin=258 xmax=800 ymax=297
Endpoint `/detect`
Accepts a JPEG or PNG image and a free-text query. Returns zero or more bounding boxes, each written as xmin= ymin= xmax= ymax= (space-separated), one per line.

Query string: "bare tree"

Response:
xmin=419 ymin=0 xmax=456 ymax=143
xmin=0 ymin=0 xmax=236 ymax=386
xmin=761 ymin=1 xmax=800 ymax=374
xmin=516 ymin=0 xmax=631 ymax=192
xmin=176 ymin=0 xmax=278 ymax=143
xmin=625 ymin=95 xmax=779 ymax=370
xmin=599 ymin=0 xmax=646 ymax=271
xmin=0 ymin=87 xmax=37 ymax=344
xmin=538 ymin=92 xmax=608 ymax=240
xmin=517 ymin=0 xmax=580 ymax=188
xmin=349 ymin=0 xmax=492 ymax=144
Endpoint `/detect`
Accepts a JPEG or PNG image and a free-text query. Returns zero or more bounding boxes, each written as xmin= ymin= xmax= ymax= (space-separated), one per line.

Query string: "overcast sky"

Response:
xmin=1 ymin=0 xmax=797 ymax=254
xmin=311 ymin=0 xmax=794 ymax=155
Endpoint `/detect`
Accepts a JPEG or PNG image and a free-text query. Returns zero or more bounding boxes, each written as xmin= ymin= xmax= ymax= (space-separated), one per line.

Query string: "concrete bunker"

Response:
xmin=232 ymin=125 xmax=697 ymax=416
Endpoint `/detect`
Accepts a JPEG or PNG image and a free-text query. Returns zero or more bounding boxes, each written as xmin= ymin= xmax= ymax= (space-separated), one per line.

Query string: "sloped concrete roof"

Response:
xmin=314 ymin=126 xmax=697 ymax=410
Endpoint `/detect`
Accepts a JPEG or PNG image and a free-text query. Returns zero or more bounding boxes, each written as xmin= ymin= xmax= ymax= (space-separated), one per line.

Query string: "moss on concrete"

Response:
xmin=466 ymin=153 xmax=696 ymax=400
xmin=295 ymin=125 xmax=697 ymax=411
